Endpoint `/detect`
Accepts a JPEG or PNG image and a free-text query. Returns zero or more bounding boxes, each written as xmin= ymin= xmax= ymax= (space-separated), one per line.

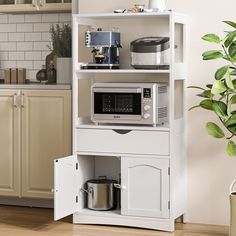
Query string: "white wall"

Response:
xmin=78 ymin=0 xmax=236 ymax=226
xmin=0 ymin=13 xmax=71 ymax=81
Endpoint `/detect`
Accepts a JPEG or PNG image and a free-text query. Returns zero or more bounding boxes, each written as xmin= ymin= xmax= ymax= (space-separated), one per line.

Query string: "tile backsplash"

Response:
xmin=0 ymin=13 xmax=71 ymax=82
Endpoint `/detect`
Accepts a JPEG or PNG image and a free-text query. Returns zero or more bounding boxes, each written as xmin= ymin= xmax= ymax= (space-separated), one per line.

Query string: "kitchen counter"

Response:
xmin=0 ymin=84 xmax=71 ymax=90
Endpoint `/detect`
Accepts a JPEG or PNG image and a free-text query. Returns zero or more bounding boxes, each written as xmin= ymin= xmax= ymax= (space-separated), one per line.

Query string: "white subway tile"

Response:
xmin=41 ymin=51 xmax=51 ymax=60
xmin=17 ymin=42 xmax=33 ymax=51
xmin=0 ymin=24 xmax=16 ymax=33
xmin=9 ymin=51 xmax=25 ymax=61
xmin=42 ymin=32 xmax=50 ymax=41
xmin=59 ymin=13 xmax=71 ymax=22
xmin=25 ymin=14 xmax=42 ymax=23
xmin=8 ymin=14 xmax=25 ymax=23
xmin=33 ymin=61 xmax=44 ymax=70
xmin=0 ymin=33 xmax=8 ymax=42
xmin=17 ymin=23 xmax=33 ymax=32
xmin=25 ymin=51 xmax=41 ymax=60
xmin=0 ymin=61 xmax=17 ymax=69
xmin=17 ymin=61 xmax=33 ymax=69
xmin=42 ymin=14 xmax=59 ymax=23
xmin=34 ymin=23 xmax=51 ymax=32
xmin=33 ymin=41 xmax=49 ymax=51
xmin=27 ymin=70 xmax=37 ymax=81
xmin=0 ymin=52 xmax=8 ymax=60
xmin=0 ymin=42 xmax=16 ymax=51
xmin=9 ymin=33 xmax=24 ymax=42
xmin=25 ymin=32 xmax=41 ymax=41
xmin=0 ymin=15 xmax=8 ymax=24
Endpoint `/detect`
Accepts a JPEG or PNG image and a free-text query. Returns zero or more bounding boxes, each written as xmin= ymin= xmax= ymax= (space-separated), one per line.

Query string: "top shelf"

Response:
xmin=74 ymin=11 xmax=187 ymax=21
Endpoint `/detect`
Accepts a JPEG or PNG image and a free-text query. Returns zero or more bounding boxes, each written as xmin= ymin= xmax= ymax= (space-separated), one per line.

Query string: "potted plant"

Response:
xmin=49 ymin=24 xmax=72 ymax=84
xmin=189 ymin=20 xmax=236 ymax=236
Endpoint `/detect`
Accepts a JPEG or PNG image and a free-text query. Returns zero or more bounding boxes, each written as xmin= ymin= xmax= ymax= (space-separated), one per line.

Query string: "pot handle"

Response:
xmin=80 ymin=187 xmax=93 ymax=195
xmin=230 ymin=179 xmax=236 ymax=194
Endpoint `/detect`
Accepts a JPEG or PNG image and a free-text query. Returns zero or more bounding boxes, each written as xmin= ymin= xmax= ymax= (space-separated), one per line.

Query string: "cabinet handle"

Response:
xmin=21 ymin=94 xmax=25 ymax=108
xmin=114 ymin=184 xmax=126 ymax=190
xmin=12 ymin=93 xmax=17 ymax=108
xmin=112 ymin=129 xmax=132 ymax=135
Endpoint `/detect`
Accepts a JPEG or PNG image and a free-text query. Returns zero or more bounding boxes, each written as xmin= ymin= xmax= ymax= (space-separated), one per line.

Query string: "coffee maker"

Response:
xmin=81 ymin=28 xmax=122 ymax=69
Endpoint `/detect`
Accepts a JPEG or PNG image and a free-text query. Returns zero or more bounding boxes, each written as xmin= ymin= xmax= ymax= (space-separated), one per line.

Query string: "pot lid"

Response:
xmin=130 ymin=37 xmax=170 ymax=53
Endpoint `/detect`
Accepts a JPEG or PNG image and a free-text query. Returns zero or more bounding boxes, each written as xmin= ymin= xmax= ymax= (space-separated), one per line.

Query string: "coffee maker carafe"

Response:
xmin=81 ymin=28 xmax=122 ymax=69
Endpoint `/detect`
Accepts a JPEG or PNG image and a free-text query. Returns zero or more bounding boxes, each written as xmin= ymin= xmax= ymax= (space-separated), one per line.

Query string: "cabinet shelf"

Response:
xmin=75 ymin=69 xmax=170 ymax=74
xmin=75 ymin=122 xmax=170 ymax=132
xmin=75 ymin=11 xmax=187 ymax=21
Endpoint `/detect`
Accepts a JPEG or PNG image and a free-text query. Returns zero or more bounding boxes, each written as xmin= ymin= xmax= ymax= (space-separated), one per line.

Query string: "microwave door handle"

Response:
xmin=93 ymin=88 xmax=142 ymax=93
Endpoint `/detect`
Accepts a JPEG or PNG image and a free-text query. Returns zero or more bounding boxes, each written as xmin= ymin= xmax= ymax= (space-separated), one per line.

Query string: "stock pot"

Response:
xmin=82 ymin=178 xmax=118 ymax=211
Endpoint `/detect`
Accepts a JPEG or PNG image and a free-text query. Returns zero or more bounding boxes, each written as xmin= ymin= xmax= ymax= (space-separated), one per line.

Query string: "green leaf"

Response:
xmin=206 ymin=84 xmax=213 ymax=89
xmin=225 ymin=114 xmax=236 ymax=127
xmin=230 ymin=94 xmax=236 ymax=104
xmin=211 ymin=80 xmax=227 ymax=94
xmin=202 ymin=50 xmax=224 ymax=60
xmin=226 ymin=70 xmax=234 ymax=89
xmin=202 ymin=34 xmax=221 ymax=44
xmin=215 ymin=66 xmax=229 ymax=80
xmin=206 ymin=122 xmax=225 ymax=138
xmin=200 ymin=99 xmax=214 ymax=110
xmin=187 ymin=86 xmax=205 ymax=90
xmin=227 ymin=140 xmax=236 ymax=157
xmin=188 ymin=105 xmax=200 ymax=111
xmin=212 ymin=101 xmax=227 ymax=118
xmin=227 ymin=95 xmax=236 ymax=115
xmin=228 ymin=125 xmax=236 ymax=133
xmin=224 ymin=21 xmax=236 ymax=29
xmin=197 ymin=90 xmax=213 ymax=98
xmin=225 ymin=31 xmax=236 ymax=48
xmin=228 ymin=41 xmax=236 ymax=59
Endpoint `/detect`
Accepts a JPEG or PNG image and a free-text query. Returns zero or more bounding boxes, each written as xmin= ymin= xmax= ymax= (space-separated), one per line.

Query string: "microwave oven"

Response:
xmin=91 ymin=83 xmax=168 ymax=126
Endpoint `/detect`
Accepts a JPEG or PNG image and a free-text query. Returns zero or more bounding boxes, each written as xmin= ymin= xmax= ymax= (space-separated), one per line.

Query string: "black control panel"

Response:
xmin=143 ymin=88 xmax=151 ymax=98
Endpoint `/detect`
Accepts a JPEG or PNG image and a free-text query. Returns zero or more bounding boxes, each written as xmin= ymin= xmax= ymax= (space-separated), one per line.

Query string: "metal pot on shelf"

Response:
xmin=81 ymin=177 xmax=119 ymax=211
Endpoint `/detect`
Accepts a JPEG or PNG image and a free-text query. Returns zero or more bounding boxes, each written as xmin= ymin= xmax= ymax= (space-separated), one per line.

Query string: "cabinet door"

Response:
xmin=40 ymin=0 xmax=71 ymax=12
xmin=0 ymin=90 xmax=20 ymax=197
xmin=121 ymin=157 xmax=169 ymax=218
xmin=21 ymin=90 xmax=71 ymax=199
xmin=54 ymin=155 xmax=78 ymax=220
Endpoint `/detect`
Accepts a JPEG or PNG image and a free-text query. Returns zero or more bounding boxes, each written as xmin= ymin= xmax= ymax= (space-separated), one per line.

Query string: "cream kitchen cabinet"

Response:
xmin=0 ymin=89 xmax=71 ymax=200
xmin=0 ymin=0 xmax=71 ymax=13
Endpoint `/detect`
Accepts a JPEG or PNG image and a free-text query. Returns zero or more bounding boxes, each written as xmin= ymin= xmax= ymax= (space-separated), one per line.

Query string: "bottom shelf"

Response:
xmin=78 ymin=208 xmax=121 ymax=218
xmin=74 ymin=208 xmax=174 ymax=231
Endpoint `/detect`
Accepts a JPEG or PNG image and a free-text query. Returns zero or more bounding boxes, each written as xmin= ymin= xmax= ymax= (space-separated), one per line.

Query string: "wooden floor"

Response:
xmin=0 ymin=205 xmax=229 ymax=236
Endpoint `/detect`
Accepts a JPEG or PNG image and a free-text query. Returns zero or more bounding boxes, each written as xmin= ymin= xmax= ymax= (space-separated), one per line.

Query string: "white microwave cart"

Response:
xmin=54 ymin=11 xmax=188 ymax=232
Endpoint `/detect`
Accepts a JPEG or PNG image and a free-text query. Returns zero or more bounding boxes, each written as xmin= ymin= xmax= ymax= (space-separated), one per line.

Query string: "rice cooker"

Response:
xmin=130 ymin=37 xmax=170 ymax=69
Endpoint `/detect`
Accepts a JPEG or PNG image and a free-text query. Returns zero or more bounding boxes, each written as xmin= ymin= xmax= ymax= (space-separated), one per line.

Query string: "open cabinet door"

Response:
xmin=54 ymin=155 xmax=79 ymax=220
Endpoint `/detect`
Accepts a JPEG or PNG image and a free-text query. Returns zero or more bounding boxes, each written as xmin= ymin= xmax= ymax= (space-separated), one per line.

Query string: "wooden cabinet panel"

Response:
xmin=21 ymin=90 xmax=71 ymax=199
xmin=121 ymin=157 xmax=170 ymax=218
xmin=0 ymin=90 xmax=20 ymax=197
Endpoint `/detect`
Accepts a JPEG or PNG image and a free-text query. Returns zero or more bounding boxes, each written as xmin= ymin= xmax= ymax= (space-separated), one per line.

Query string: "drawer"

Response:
xmin=76 ymin=128 xmax=169 ymax=156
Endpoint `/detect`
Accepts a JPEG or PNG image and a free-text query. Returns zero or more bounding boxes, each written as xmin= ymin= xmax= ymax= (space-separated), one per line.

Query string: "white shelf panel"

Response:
xmin=75 ymin=120 xmax=170 ymax=132
xmin=75 ymin=69 xmax=170 ymax=74
xmin=75 ymin=12 xmax=171 ymax=20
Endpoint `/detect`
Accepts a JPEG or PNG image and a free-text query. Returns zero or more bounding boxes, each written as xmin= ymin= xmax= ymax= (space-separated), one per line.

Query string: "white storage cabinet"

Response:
xmin=54 ymin=11 xmax=188 ymax=232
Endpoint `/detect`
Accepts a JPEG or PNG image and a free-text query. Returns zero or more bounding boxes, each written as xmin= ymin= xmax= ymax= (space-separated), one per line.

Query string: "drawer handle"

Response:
xmin=112 ymin=129 xmax=132 ymax=135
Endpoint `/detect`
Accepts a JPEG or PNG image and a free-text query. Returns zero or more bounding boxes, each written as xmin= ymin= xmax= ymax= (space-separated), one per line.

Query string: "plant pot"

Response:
xmin=230 ymin=180 xmax=236 ymax=236
xmin=56 ymin=57 xmax=72 ymax=84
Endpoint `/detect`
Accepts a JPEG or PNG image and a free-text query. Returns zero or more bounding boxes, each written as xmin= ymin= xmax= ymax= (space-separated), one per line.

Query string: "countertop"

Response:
xmin=0 ymin=83 xmax=71 ymax=90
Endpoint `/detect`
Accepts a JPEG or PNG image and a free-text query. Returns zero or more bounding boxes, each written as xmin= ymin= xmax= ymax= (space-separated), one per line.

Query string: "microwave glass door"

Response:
xmin=94 ymin=92 xmax=141 ymax=115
